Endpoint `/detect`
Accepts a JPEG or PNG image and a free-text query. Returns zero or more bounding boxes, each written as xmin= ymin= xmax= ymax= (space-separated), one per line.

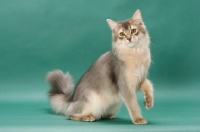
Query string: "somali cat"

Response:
xmin=46 ymin=9 xmax=154 ymax=125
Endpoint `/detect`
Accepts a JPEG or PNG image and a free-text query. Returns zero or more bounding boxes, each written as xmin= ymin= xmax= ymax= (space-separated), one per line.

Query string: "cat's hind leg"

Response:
xmin=102 ymin=101 xmax=121 ymax=119
xmin=139 ymin=79 xmax=154 ymax=109
xmin=66 ymin=103 xmax=98 ymax=122
xmin=67 ymin=98 xmax=102 ymax=122
xmin=65 ymin=100 xmax=97 ymax=122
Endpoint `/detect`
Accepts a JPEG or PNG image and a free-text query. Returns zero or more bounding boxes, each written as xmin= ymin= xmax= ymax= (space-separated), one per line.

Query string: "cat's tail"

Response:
xmin=46 ymin=70 xmax=74 ymax=115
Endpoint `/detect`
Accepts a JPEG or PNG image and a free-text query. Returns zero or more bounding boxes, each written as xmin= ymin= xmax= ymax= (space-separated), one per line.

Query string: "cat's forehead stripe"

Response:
xmin=121 ymin=21 xmax=131 ymax=30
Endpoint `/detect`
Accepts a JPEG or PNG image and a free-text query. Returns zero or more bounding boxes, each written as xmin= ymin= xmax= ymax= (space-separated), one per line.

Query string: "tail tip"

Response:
xmin=46 ymin=69 xmax=64 ymax=83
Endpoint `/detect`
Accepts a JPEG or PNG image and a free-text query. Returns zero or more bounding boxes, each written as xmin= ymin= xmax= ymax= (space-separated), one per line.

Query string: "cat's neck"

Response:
xmin=112 ymin=41 xmax=150 ymax=61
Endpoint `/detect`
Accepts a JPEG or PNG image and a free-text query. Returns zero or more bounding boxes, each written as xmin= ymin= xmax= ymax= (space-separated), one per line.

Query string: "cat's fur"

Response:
xmin=46 ymin=9 xmax=154 ymax=125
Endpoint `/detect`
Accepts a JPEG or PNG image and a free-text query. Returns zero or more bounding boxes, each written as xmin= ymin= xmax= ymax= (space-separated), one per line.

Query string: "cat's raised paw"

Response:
xmin=144 ymin=95 xmax=153 ymax=110
xmin=134 ymin=117 xmax=148 ymax=125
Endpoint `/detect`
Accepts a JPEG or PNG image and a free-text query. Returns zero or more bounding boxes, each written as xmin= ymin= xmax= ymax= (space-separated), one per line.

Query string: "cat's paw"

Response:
xmin=134 ymin=117 xmax=148 ymax=125
xmin=69 ymin=114 xmax=95 ymax=122
xmin=144 ymin=95 xmax=153 ymax=110
xmin=104 ymin=114 xmax=116 ymax=119
xmin=82 ymin=115 xmax=95 ymax=122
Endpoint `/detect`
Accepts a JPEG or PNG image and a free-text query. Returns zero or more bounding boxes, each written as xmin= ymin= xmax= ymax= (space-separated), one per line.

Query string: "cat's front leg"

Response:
xmin=118 ymin=82 xmax=147 ymax=125
xmin=139 ymin=79 xmax=154 ymax=109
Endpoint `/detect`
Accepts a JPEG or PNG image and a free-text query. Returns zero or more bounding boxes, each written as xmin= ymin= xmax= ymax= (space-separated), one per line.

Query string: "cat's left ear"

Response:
xmin=132 ymin=9 xmax=143 ymax=24
xmin=106 ymin=19 xmax=118 ymax=30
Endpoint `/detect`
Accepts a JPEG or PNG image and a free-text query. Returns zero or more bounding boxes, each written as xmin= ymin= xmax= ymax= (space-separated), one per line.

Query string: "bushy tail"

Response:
xmin=46 ymin=70 xmax=74 ymax=114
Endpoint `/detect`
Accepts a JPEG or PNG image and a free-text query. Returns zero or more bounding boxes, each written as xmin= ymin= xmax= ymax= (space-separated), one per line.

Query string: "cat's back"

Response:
xmin=95 ymin=51 xmax=113 ymax=67
xmin=72 ymin=51 xmax=116 ymax=101
xmin=75 ymin=51 xmax=114 ymax=89
xmin=85 ymin=51 xmax=114 ymax=79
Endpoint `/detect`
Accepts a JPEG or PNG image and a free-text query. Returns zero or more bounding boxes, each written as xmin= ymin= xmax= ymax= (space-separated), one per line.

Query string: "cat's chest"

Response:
xmin=119 ymin=47 xmax=150 ymax=68
xmin=119 ymin=47 xmax=151 ymax=83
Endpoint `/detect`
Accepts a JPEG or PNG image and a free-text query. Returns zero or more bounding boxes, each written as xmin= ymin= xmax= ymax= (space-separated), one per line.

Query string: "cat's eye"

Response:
xmin=119 ymin=32 xmax=125 ymax=36
xmin=131 ymin=29 xmax=137 ymax=34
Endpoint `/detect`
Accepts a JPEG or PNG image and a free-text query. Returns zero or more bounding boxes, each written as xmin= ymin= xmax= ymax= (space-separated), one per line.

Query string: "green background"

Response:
xmin=0 ymin=0 xmax=200 ymax=131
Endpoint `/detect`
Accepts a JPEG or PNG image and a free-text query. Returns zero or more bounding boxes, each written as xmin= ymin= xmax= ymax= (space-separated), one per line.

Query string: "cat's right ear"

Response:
xmin=106 ymin=19 xmax=118 ymax=30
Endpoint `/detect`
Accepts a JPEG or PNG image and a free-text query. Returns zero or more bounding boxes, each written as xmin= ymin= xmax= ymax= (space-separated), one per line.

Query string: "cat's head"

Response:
xmin=107 ymin=10 xmax=149 ymax=48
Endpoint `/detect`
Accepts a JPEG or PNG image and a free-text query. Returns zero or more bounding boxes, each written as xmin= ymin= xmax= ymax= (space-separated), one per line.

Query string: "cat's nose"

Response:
xmin=127 ymin=37 xmax=131 ymax=42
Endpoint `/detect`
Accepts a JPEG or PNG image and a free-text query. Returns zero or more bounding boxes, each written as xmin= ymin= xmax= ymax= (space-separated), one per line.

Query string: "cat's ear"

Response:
xmin=106 ymin=19 xmax=118 ymax=30
xmin=132 ymin=9 xmax=143 ymax=24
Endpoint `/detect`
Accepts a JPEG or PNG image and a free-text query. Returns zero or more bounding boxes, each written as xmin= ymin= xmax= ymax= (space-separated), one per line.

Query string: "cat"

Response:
xmin=46 ymin=9 xmax=154 ymax=125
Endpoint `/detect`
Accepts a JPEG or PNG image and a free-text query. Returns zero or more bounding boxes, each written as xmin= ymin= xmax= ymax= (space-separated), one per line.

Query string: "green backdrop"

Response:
xmin=0 ymin=0 xmax=200 ymax=132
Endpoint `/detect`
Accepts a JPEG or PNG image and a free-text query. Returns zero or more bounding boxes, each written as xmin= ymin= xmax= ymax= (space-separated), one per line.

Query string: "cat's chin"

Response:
xmin=126 ymin=42 xmax=136 ymax=48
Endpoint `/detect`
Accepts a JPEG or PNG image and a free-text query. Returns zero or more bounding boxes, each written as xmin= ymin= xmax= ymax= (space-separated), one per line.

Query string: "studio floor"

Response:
xmin=0 ymin=83 xmax=200 ymax=132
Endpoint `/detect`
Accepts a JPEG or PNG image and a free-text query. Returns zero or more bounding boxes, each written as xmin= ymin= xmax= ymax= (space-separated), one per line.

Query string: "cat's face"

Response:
xmin=107 ymin=10 xmax=148 ymax=48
